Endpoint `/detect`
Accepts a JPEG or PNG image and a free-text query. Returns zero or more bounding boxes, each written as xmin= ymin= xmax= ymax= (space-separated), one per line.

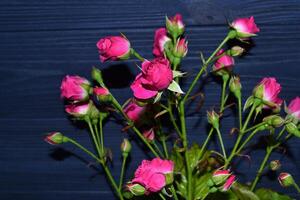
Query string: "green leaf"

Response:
xmin=255 ymin=188 xmax=293 ymax=200
xmin=167 ymin=80 xmax=184 ymax=94
xmin=232 ymin=183 xmax=259 ymax=200
xmin=173 ymin=70 xmax=186 ymax=78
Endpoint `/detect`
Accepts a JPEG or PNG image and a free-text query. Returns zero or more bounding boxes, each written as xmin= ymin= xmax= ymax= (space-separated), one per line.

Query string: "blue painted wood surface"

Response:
xmin=0 ymin=0 xmax=300 ymax=199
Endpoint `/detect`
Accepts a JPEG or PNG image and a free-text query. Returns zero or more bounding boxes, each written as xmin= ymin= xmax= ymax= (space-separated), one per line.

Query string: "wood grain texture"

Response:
xmin=0 ymin=0 xmax=300 ymax=199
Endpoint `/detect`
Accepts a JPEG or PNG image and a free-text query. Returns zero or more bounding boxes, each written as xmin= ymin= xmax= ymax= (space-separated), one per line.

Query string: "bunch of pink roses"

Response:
xmin=45 ymin=14 xmax=300 ymax=200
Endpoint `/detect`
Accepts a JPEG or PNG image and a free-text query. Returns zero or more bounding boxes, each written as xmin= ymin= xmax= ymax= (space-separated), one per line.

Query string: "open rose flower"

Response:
xmin=60 ymin=75 xmax=90 ymax=102
xmin=231 ymin=16 xmax=260 ymax=38
xmin=253 ymin=77 xmax=283 ymax=109
xmin=287 ymin=97 xmax=300 ymax=120
xmin=153 ymin=28 xmax=171 ymax=57
xmin=97 ymin=36 xmax=131 ymax=62
xmin=123 ymin=101 xmax=146 ymax=122
xmin=131 ymin=58 xmax=173 ymax=99
xmin=132 ymin=158 xmax=174 ymax=193
xmin=213 ymin=49 xmax=235 ymax=71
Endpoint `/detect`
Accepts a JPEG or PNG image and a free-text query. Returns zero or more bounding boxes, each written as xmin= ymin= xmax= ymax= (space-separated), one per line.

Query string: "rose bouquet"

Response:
xmin=45 ymin=14 xmax=300 ymax=199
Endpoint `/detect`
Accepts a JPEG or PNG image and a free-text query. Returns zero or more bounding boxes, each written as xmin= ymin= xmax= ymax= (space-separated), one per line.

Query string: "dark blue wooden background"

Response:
xmin=1 ymin=0 xmax=300 ymax=199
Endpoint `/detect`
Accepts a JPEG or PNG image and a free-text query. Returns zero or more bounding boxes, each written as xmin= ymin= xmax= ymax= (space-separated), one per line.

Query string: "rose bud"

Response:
xmin=123 ymin=100 xmax=147 ymax=122
xmin=221 ymin=175 xmax=236 ymax=192
xmin=278 ymin=172 xmax=295 ymax=187
xmin=207 ymin=110 xmax=220 ymax=129
xmin=120 ymin=138 xmax=132 ymax=157
xmin=213 ymin=49 xmax=235 ymax=71
xmin=91 ymin=67 xmax=104 ymax=86
xmin=65 ymin=102 xmax=91 ymax=118
xmin=125 ymin=183 xmax=146 ymax=196
xmin=166 ymin=14 xmax=185 ymax=39
xmin=227 ymin=46 xmax=245 ymax=57
xmin=60 ymin=75 xmax=90 ymax=102
xmin=173 ymin=38 xmax=188 ymax=59
xmin=263 ymin=115 xmax=285 ymax=128
xmin=152 ymin=28 xmax=171 ymax=57
xmin=143 ymin=128 xmax=155 ymax=142
xmin=231 ymin=16 xmax=260 ymax=38
xmin=253 ymin=77 xmax=283 ymax=110
xmin=229 ymin=76 xmax=242 ymax=99
xmin=44 ymin=132 xmax=68 ymax=145
xmin=285 ymin=122 xmax=300 ymax=138
xmin=97 ymin=36 xmax=131 ymax=62
xmin=286 ymin=97 xmax=300 ymax=122
xmin=212 ymin=170 xmax=231 ymax=185
xmin=270 ymin=160 xmax=281 ymax=171
xmin=132 ymin=158 xmax=174 ymax=193
xmin=130 ymin=58 xmax=173 ymax=100
xmin=93 ymin=87 xmax=112 ymax=103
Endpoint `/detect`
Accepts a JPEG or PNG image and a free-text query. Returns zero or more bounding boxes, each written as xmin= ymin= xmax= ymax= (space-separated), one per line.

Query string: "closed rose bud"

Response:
xmin=229 ymin=76 xmax=242 ymax=99
xmin=213 ymin=49 xmax=234 ymax=77
xmin=231 ymin=16 xmax=260 ymax=38
xmin=93 ymin=87 xmax=112 ymax=102
xmin=212 ymin=170 xmax=231 ymax=186
xmin=65 ymin=102 xmax=91 ymax=117
xmin=123 ymin=100 xmax=147 ymax=122
xmin=91 ymin=67 xmax=104 ymax=86
xmin=126 ymin=183 xmax=146 ymax=196
xmin=143 ymin=128 xmax=155 ymax=142
xmin=153 ymin=28 xmax=171 ymax=57
xmin=221 ymin=175 xmax=236 ymax=191
xmin=207 ymin=110 xmax=220 ymax=129
xmin=60 ymin=75 xmax=90 ymax=102
xmin=263 ymin=115 xmax=285 ymax=128
xmin=285 ymin=122 xmax=300 ymax=138
xmin=44 ymin=132 xmax=68 ymax=145
xmin=173 ymin=38 xmax=188 ymax=58
xmin=253 ymin=77 xmax=283 ymax=110
xmin=270 ymin=160 xmax=281 ymax=171
xmin=287 ymin=97 xmax=300 ymax=121
xmin=166 ymin=14 xmax=185 ymax=39
xmin=120 ymin=138 xmax=132 ymax=156
xmin=227 ymin=46 xmax=245 ymax=57
xmin=278 ymin=172 xmax=294 ymax=187
xmin=97 ymin=36 xmax=131 ymax=62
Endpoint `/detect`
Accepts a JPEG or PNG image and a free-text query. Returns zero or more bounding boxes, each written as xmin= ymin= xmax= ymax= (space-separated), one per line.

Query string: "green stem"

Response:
xmin=99 ymin=116 xmax=104 ymax=155
xmin=167 ymin=99 xmax=182 ymax=137
xmin=161 ymin=138 xmax=169 ymax=158
xmin=243 ymin=121 xmax=267 ymax=134
xmin=238 ymin=96 xmax=242 ymax=130
xmin=182 ymin=34 xmax=231 ymax=102
xmin=276 ymin=127 xmax=286 ymax=140
xmin=67 ymin=138 xmax=123 ymax=200
xmin=93 ymin=123 xmax=100 ymax=149
xmin=250 ymin=147 xmax=273 ymax=191
xmin=170 ymin=185 xmax=179 ymax=200
xmin=86 ymin=118 xmax=102 ymax=157
xmin=159 ymin=193 xmax=166 ymax=200
xmin=131 ymin=48 xmax=144 ymax=62
xmin=199 ymin=128 xmax=214 ymax=157
xmin=224 ymin=103 xmax=257 ymax=168
xmin=111 ymin=97 xmax=159 ymax=157
xmin=220 ymin=77 xmax=229 ymax=111
xmin=119 ymin=155 xmax=127 ymax=190
xmin=215 ymin=127 xmax=227 ymax=159
xmin=236 ymin=129 xmax=260 ymax=154
xmin=293 ymin=182 xmax=300 ymax=193
xmin=153 ymin=141 xmax=164 ymax=158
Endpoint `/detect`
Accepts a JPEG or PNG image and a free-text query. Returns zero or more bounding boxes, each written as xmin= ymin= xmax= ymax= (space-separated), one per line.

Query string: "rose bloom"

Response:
xmin=131 ymin=58 xmax=173 ymax=99
xmin=65 ymin=102 xmax=90 ymax=117
xmin=253 ymin=77 xmax=283 ymax=108
xmin=153 ymin=28 xmax=171 ymax=57
xmin=231 ymin=16 xmax=260 ymax=37
xmin=97 ymin=36 xmax=130 ymax=62
xmin=213 ymin=49 xmax=234 ymax=70
xmin=123 ymin=101 xmax=146 ymax=122
xmin=132 ymin=158 xmax=174 ymax=193
xmin=287 ymin=97 xmax=300 ymax=120
xmin=60 ymin=75 xmax=90 ymax=102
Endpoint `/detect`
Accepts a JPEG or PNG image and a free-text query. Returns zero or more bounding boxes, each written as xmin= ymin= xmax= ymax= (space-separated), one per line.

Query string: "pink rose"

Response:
xmin=222 ymin=175 xmax=236 ymax=191
xmin=213 ymin=49 xmax=235 ymax=70
xmin=97 ymin=36 xmax=131 ymax=62
xmin=123 ymin=101 xmax=146 ymax=122
xmin=132 ymin=158 xmax=174 ymax=193
xmin=287 ymin=97 xmax=300 ymax=120
xmin=93 ymin=87 xmax=111 ymax=102
xmin=212 ymin=169 xmax=231 ymax=185
xmin=231 ymin=16 xmax=260 ymax=37
xmin=143 ymin=128 xmax=155 ymax=142
xmin=153 ymin=28 xmax=171 ymax=57
xmin=60 ymin=75 xmax=90 ymax=102
xmin=166 ymin=14 xmax=185 ymax=36
xmin=65 ymin=102 xmax=90 ymax=117
xmin=174 ymin=38 xmax=188 ymax=58
xmin=253 ymin=77 xmax=283 ymax=108
xmin=131 ymin=58 xmax=173 ymax=99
